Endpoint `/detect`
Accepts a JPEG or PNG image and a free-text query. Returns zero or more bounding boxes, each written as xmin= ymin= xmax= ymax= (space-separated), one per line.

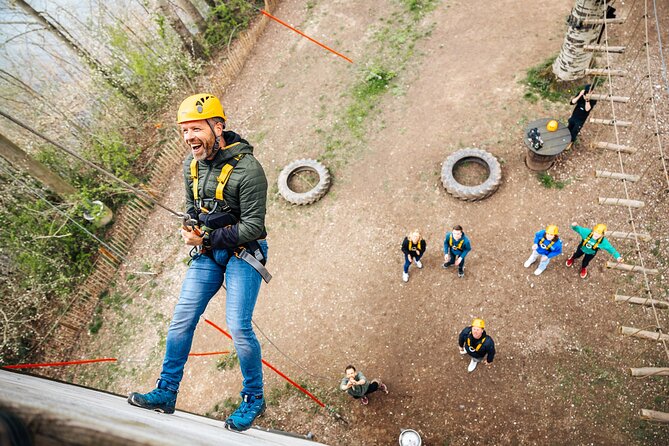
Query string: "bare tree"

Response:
xmin=176 ymin=0 xmax=207 ymax=34
xmin=552 ymin=0 xmax=606 ymax=81
xmin=12 ymin=0 xmax=146 ymax=109
xmin=0 ymin=134 xmax=77 ymax=198
xmin=157 ymin=0 xmax=206 ymax=59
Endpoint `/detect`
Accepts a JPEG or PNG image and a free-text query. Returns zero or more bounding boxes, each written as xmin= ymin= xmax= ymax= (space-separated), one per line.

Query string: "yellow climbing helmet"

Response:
xmin=546 ymin=225 xmax=559 ymax=236
xmin=546 ymin=120 xmax=559 ymax=132
xmin=472 ymin=318 xmax=485 ymax=329
xmin=177 ymin=93 xmax=226 ymax=123
xmin=593 ymin=223 xmax=607 ymax=234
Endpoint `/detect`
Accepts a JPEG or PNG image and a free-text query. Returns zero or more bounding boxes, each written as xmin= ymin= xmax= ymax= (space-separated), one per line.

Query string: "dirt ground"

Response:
xmin=63 ymin=0 xmax=669 ymax=444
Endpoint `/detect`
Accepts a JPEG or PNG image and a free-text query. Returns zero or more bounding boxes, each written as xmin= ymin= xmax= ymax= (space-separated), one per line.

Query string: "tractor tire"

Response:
xmin=441 ymin=148 xmax=502 ymax=202
xmin=278 ymin=159 xmax=331 ymax=205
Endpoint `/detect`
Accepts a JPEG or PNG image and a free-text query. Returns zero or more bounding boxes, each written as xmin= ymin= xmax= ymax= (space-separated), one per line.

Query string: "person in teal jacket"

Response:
xmin=443 ymin=225 xmax=471 ymax=278
xmin=524 ymin=225 xmax=563 ymax=276
xmin=566 ymin=222 xmax=623 ymax=279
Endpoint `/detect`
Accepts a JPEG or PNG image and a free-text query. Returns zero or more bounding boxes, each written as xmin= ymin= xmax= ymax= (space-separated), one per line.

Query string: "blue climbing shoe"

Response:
xmin=127 ymin=385 xmax=177 ymax=414
xmin=225 ymin=394 xmax=266 ymax=432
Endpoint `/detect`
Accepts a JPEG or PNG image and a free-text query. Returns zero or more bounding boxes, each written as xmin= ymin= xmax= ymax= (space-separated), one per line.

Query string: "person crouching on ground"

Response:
xmin=401 ymin=229 xmax=426 ymax=283
xmin=566 ymin=222 xmax=623 ymax=279
xmin=443 ymin=225 xmax=471 ymax=278
xmin=524 ymin=225 xmax=563 ymax=275
xmin=340 ymin=365 xmax=388 ymax=405
xmin=458 ymin=318 xmax=495 ymax=373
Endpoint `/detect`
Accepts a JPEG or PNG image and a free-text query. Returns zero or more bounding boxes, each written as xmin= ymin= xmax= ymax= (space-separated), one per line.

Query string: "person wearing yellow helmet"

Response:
xmin=128 ymin=93 xmax=270 ymax=432
xmin=458 ymin=318 xmax=495 ymax=372
xmin=566 ymin=222 xmax=623 ymax=279
xmin=524 ymin=224 xmax=563 ymax=275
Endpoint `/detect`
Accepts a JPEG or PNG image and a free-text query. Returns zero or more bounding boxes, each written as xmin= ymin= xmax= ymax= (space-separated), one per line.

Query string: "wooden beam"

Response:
xmin=607 ymin=262 xmax=659 ymax=274
xmin=620 ymin=326 xmax=669 ymax=341
xmin=595 ymin=142 xmax=637 ymax=153
xmin=605 ymin=231 xmax=650 ymax=241
xmin=630 ymin=368 xmax=669 ymax=377
xmin=589 ymin=118 xmax=632 ymax=127
xmin=585 ymin=68 xmax=626 ymax=76
xmin=588 ymin=94 xmax=630 ymax=102
xmin=582 ymin=17 xmax=627 ymax=25
xmin=640 ymin=409 xmax=669 ymax=423
xmin=596 ymin=171 xmax=640 ymax=182
xmin=615 ymin=295 xmax=669 ymax=308
xmin=583 ymin=44 xmax=626 ymax=53
xmin=599 ymin=197 xmax=645 ymax=208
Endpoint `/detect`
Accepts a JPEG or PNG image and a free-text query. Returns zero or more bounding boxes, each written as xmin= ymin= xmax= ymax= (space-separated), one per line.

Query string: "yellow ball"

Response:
xmin=546 ymin=120 xmax=559 ymax=132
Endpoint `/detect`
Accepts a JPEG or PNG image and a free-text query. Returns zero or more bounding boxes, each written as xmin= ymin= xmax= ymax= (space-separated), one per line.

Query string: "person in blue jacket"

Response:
xmin=443 ymin=225 xmax=471 ymax=278
xmin=524 ymin=225 xmax=563 ymax=275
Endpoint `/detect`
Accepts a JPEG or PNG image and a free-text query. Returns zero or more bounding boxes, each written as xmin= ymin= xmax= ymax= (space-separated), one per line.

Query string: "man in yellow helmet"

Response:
xmin=566 ymin=222 xmax=623 ymax=279
xmin=458 ymin=318 xmax=495 ymax=372
xmin=524 ymin=225 xmax=563 ymax=275
xmin=128 ymin=93 xmax=269 ymax=432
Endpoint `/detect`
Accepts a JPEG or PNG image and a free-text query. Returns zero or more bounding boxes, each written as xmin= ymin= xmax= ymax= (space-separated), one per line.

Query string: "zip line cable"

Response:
xmin=0 ymin=109 xmax=183 ymax=218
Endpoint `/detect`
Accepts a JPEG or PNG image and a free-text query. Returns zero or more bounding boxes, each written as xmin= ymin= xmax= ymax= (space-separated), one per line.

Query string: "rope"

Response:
xmin=599 ymin=3 xmax=669 ymax=363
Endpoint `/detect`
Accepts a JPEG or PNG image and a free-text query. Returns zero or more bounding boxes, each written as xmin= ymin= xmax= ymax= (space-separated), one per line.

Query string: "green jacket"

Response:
xmin=571 ymin=225 xmax=620 ymax=258
xmin=183 ymin=131 xmax=268 ymax=247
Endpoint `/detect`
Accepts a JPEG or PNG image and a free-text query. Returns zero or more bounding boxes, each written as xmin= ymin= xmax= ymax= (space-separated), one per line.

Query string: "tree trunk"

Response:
xmin=0 ymin=134 xmax=77 ymax=198
xmin=177 ymin=0 xmax=207 ymax=34
xmin=13 ymin=0 xmax=146 ymax=110
xmin=552 ymin=0 xmax=606 ymax=81
xmin=157 ymin=0 xmax=207 ymax=59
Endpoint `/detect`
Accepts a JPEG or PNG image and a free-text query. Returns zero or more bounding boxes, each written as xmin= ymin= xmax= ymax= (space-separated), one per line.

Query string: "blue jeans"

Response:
xmin=403 ymin=252 xmax=424 ymax=273
xmin=159 ymin=240 xmax=267 ymax=396
xmin=445 ymin=248 xmax=465 ymax=274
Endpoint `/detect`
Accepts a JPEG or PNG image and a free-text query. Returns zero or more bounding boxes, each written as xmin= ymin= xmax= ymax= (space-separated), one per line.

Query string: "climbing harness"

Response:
xmin=582 ymin=232 xmax=603 ymax=250
xmin=538 ymin=236 xmax=556 ymax=251
xmin=449 ymin=234 xmax=465 ymax=251
xmin=189 ymin=144 xmax=243 ymax=213
xmin=467 ymin=336 xmax=487 ymax=352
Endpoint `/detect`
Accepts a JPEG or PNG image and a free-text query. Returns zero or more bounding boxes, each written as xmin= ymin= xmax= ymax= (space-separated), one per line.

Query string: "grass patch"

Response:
xmin=216 ymin=351 xmax=239 ymax=371
xmin=522 ymin=57 xmax=582 ymax=103
xmin=537 ymin=172 xmax=568 ymax=189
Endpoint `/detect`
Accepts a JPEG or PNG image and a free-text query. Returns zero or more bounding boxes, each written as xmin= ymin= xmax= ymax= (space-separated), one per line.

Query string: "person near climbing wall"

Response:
xmin=128 ymin=93 xmax=270 ymax=432
xmin=524 ymin=225 xmax=563 ymax=275
xmin=568 ymin=84 xmax=597 ymax=143
xmin=401 ymin=229 xmax=426 ymax=283
xmin=458 ymin=318 xmax=495 ymax=373
xmin=566 ymin=222 xmax=623 ymax=279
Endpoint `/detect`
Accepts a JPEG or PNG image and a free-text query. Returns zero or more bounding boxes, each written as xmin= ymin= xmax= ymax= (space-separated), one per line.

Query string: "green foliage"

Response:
xmin=522 ymin=57 xmax=584 ymax=103
xmin=216 ymin=351 xmax=239 ymax=370
xmin=400 ymin=0 xmax=439 ymax=18
xmin=88 ymin=130 xmax=140 ymax=184
xmin=204 ymin=0 xmax=262 ymax=48
xmin=537 ymin=172 xmax=567 ymax=189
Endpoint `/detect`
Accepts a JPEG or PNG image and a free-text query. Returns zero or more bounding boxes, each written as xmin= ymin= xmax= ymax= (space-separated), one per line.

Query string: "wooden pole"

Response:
xmin=589 ymin=119 xmax=632 ymax=127
xmin=630 ymin=367 xmax=669 ymax=377
xmin=583 ymin=17 xmax=627 ymax=25
xmin=596 ymin=171 xmax=640 ymax=182
xmin=614 ymin=295 xmax=669 ymax=308
xmin=585 ymin=68 xmax=626 ymax=76
xmin=640 ymin=409 xmax=669 ymax=423
xmin=605 ymin=231 xmax=650 ymax=241
xmin=620 ymin=326 xmax=669 ymax=341
xmin=588 ymin=94 xmax=630 ymax=102
xmin=599 ymin=197 xmax=645 ymax=207
xmin=595 ymin=142 xmax=637 ymax=153
xmin=607 ymin=262 xmax=658 ymax=274
xmin=583 ymin=44 xmax=625 ymax=52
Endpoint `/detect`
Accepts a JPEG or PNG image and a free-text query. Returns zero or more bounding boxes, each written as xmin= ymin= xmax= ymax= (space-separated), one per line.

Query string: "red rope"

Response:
xmin=203 ymin=318 xmax=326 ymax=407
xmin=3 ymin=358 xmax=117 ymax=369
xmin=259 ymin=9 xmax=353 ymax=64
xmin=188 ymin=351 xmax=230 ymax=357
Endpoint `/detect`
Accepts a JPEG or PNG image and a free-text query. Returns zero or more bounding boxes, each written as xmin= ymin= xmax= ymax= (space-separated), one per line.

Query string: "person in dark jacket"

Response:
xmin=443 ymin=225 xmax=471 ymax=278
xmin=568 ymin=84 xmax=597 ymax=143
xmin=401 ymin=229 xmax=426 ymax=283
xmin=458 ymin=318 xmax=495 ymax=372
xmin=128 ymin=93 xmax=269 ymax=432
